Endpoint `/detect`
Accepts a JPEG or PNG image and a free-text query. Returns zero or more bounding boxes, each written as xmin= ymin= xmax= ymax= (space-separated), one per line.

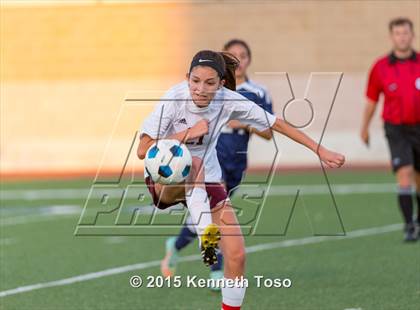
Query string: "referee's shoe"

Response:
xmin=404 ymin=222 xmax=419 ymax=242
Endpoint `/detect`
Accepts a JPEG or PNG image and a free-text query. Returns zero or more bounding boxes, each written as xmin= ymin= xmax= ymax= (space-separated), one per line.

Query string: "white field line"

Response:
xmin=0 ymin=205 xmax=81 ymax=227
xmin=0 ymin=183 xmax=396 ymax=201
xmin=0 ymin=223 xmax=401 ymax=298
xmin=103 ymin=236 xmax=126 ymax=244
xmin=0 ymin=238 xmax=16 ymax=246
xmin=0 ymin=214 xmax=76 ymax=227
xmin=0 ymin=183 xmax=396 ymax=226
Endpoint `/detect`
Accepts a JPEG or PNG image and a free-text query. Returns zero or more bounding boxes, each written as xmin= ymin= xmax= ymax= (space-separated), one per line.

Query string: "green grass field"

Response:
xmin=0 ymin=170 xmax=419 ymax=310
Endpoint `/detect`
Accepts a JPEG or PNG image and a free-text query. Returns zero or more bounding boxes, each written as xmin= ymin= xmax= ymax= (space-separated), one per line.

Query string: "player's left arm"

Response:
xmin=228 ymin=91 xmax=274 ymax=140
xmin=232 ymin=96 xmax=344 ymax=167
xmin=247 ymin=124 xmax=272 ymax=140
xmin=268 ymin=118 xmax=345 ymax=168
xmin=227 ymin=120 xmax=272 ymax=140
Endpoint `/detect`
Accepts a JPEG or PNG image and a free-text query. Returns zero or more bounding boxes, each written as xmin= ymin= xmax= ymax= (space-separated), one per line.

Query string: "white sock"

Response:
xmin=185 ymin=187 xmax=212 ymax=236
xmin=222 ymin=278 xmax=246 ymax=307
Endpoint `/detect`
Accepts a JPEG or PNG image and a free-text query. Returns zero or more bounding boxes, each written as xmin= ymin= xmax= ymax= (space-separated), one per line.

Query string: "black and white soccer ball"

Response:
xmin=144 ymin=139 xmax=192 ymax=184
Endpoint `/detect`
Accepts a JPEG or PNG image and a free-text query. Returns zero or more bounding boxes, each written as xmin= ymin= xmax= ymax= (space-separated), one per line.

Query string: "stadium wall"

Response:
xmin=1 ymin=1 xmax=419 ymax=177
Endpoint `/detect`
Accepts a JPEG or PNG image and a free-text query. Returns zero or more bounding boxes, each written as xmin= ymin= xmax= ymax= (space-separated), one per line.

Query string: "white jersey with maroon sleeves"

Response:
xmin=141 ymin=81 xmax=277 ymax=182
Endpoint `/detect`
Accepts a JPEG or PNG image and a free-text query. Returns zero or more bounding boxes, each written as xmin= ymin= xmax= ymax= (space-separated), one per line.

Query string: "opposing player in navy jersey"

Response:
xmin=160 ymin=40 xmax=274 ymax=288
xmin=217 ymin=39 xmax=274 ymax=196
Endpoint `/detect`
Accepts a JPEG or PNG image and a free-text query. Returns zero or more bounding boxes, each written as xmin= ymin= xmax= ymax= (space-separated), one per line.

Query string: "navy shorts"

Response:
xmin=145 ymin=177 xmax=229 ymax=210
xmin=221 ymin=168 xmax=244 ymax=196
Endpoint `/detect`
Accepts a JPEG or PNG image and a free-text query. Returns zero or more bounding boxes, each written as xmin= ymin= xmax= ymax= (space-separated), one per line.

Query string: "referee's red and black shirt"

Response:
xmin=366 ymin=50 xmax=420 ymax=125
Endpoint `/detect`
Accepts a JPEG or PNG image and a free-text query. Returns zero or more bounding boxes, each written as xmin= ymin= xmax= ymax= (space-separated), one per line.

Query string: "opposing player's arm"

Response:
xmin=269 ymin=118 xmax=345 ymax=168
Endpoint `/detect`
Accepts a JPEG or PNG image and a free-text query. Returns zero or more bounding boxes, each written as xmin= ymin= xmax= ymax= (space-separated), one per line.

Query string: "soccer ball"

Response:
xmin=144 ymin=139 xmax=192 ymax=184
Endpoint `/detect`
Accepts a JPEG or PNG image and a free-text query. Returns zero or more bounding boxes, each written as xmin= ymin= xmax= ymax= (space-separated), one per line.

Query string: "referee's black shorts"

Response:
xmin=384 ymin=122 xmax=420 ymax=172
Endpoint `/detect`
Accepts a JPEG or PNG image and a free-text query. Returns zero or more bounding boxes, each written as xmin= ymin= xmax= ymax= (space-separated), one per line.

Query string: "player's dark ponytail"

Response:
xmin=220 ymin=52 xmax=239 ymax=91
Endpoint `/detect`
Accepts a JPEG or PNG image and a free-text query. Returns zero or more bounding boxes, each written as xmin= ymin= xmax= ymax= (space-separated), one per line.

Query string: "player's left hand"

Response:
xmin=318 ymin=147 xmax=345 ymax=168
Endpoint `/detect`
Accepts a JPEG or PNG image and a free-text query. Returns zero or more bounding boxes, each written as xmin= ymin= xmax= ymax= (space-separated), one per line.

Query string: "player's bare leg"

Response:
xmin=396 ymin=165 xmax=417 ymax=241
xmin=212 ymin=202 xmax=246 ymax=309
xmin=154 ymin=182 xmax=185 ymax=205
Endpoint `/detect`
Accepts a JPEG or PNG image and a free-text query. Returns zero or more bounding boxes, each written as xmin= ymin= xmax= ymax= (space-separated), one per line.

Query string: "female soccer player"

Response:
xmin=160 ymin=39 xmax=274 ymax=288
xmin=138 ymin=50 xmax=345 ymax=310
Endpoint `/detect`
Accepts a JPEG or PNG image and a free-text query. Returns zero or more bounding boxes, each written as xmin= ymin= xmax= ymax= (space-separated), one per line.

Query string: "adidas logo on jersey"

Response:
xmin=178 ymin=118 xmax=187 ymax=125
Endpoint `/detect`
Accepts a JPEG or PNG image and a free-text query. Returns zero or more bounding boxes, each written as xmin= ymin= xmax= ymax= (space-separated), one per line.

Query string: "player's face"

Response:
xmin=188 ymin=66 xmax=224 ymax=107
xmin=390 ymin=24 xmax=414 ymax=52
xmin=226 ymin=44 xmax=250 ymax=79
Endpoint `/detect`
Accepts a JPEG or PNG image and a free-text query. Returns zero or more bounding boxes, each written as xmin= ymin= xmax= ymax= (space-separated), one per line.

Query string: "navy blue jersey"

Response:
xmin=216 ymin=79 xmax=273 ymax=193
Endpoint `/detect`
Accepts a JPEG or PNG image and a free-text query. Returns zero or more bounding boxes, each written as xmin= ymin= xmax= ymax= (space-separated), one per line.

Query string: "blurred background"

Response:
xmin=1 ymin=2 xmax=419 ymax=309
xmin=1 ymin=0 xmax=419 ymax=177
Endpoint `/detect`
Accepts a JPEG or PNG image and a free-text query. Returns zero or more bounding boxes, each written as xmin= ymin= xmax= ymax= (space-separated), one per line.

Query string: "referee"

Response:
xmin=361 ymin=17 xmax=420 ymax=242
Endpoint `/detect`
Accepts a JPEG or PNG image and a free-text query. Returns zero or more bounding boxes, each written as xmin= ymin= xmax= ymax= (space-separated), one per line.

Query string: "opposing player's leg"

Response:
xmin=212 ymin=201 xmax=246 ymax=310
xmin=209 ymin=255 xmax=224 ymax=291
xmin=174 ymin=220 xmax=198 ymax=250
xmin=150 ymin=182 xmax=188 ymax=277
xmin=161 ymin=216 xmax=197 ymax=278
xmin=160 ymin=236 xmax=179 ymax=278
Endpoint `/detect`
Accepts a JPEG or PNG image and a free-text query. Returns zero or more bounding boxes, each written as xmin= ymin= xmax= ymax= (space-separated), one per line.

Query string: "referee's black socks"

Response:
xmin=398 ymin=187 xmax=413 ymax=225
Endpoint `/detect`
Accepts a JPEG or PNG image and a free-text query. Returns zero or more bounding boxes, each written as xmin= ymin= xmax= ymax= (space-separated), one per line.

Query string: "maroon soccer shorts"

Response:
xmin=145 ymin=177 xmax=229 ymax=210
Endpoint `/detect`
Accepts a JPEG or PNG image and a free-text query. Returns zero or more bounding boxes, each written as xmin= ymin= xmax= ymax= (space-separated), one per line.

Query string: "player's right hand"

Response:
xmin=190 ymin=119 xmax=209 ymax=139
xmin=360 ymin=128 xmax=370 ymax=147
